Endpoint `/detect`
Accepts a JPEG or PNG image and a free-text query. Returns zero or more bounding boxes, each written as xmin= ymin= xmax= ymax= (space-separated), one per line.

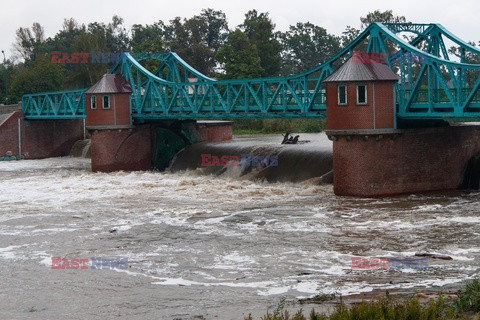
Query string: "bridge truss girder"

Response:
xmin=22 ymin=23 xmax=480 ymax=122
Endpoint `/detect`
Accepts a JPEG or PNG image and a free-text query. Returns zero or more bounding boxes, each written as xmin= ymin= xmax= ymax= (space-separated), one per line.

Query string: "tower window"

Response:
xmin=357 ymin=84 xmax=367 ymax=105
xmin=338 ymin=85 xmax=347 ymax=105
xmin=91 ymin=96 xmax=96 ymax=110
xmin=102 ymin=95 xmax=110 ymax=109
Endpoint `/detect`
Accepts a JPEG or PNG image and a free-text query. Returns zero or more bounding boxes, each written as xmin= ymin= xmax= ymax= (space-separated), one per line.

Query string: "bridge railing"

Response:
xmin=22 ymin=89 xmax=87 ymax=119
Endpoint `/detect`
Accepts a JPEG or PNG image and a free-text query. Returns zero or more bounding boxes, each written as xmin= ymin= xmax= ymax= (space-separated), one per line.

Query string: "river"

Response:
xmin=0 ymin=133 xmax=479 ymax=319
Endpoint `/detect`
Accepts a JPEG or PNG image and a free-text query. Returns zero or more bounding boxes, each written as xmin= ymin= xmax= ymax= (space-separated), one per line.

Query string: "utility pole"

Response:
xmin=1 ymin=50 xmax=8 ymax=104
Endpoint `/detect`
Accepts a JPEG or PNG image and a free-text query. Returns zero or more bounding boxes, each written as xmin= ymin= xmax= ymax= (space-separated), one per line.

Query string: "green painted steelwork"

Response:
xmin=111 ymin=52 xmax=329 ymax=120
xmin=22 ymin=89 xmax=86 ymax=119
xmin=21 ymin=23 xmax=480 ymax=121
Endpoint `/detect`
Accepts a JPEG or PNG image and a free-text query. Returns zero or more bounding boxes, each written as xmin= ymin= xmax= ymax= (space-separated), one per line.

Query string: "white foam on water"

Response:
xmin=154 ymin=277 xmax=203 ymax=286
xmin=110 ymin=219 xmax=145 ymax=232
xmin=293 ymin=281 xmax=320 ymax=294
xmin=449 ymin=247 xmax=480 ymax=254
xmin=449 ymin=216 xmax=480 ymax=224
xmin=319 ymin=265 xmax=348 ymax=276
xmin=152 ymin=277 xmax=278 ymax=290
xmin=257 ymin=286 xmax=291 ymax=296
xmin=212 ymin=251 xmax=256 ymax=270
xmin=0 ymin=245 xmax=22 ymax=260
xmin=413 ymin=204 xmax=445 ymax=212
xmin=322 ymin=282 xmax=377 ymax=296
xmin=40 ymin=256 xmax=55 ymax=268
xmin=30 ymin=227 xmax=79 ymax=234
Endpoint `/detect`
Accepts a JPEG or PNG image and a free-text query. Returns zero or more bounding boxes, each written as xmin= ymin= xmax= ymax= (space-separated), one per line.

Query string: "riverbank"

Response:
xmin=249 ymin=279 xmax=480 ymax=319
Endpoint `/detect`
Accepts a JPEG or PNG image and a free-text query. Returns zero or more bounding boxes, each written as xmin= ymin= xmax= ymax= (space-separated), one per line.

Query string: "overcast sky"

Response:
xmin=1 ymin=0 xmax=479 ymax=60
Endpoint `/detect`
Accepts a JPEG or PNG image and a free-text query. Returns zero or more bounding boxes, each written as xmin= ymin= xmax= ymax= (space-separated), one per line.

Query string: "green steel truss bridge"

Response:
xmin=22 ymin=22 xmax=480 ymax=123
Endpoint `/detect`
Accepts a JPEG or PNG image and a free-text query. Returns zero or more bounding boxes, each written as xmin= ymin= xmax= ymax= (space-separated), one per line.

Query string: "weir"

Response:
xmin=169 ymin=134 xmax=333 ymax=183
xmin=6 ymin=22 xmax=480 ymax=196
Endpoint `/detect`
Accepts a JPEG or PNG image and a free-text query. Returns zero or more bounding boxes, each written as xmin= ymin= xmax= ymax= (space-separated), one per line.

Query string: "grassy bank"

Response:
xmin=246 ymin=279 xmax=480 ymax=320
xmin=232 ymin=119 xmax=326 ymax=135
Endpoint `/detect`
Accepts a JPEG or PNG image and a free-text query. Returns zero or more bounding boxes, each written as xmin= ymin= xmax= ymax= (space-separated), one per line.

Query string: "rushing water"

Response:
xmin=0 ymin=134 xmax=479 ymax=319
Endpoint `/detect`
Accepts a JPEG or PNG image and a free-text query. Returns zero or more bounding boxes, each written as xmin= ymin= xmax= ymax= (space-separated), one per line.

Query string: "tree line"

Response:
xmin=0 ymin=9 xmax=476 ymax=104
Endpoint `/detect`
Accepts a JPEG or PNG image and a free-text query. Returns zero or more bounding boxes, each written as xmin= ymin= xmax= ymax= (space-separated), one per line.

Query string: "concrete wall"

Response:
xmin=0 ymin=111 xmax=84 ymax=158
xmin=0 ymin=104 xmax=22 ymax=115
xmin=326 ymin=81 xmax=395 ymax=130
xmin=331 ymin=125 xmax=480 ymax=196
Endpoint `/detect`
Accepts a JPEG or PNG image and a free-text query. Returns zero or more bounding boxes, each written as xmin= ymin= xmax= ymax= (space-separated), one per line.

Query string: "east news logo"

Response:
xmin=201 ymin=154 xmax=278 ymax=167
xmin=51 ymin=257 xmax=128 ymax=270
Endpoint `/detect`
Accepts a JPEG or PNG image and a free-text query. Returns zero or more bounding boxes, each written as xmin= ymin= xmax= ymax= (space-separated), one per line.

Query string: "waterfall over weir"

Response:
xmin=169 ymin=133 xmax=333 ymax=184
xmin=69 ymin=139 xmax=91 ymax=158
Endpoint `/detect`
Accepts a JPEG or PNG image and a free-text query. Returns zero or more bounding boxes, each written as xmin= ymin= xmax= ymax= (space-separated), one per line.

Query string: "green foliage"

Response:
xmin=251 ymin=297 xmax=314 ymax=320
xmin=232 ymin=119 xmax=325 ymax=134
xmin=280 ymin=22 xmax=341 ymax=75
xmin=360 ymin=10 xmax=407 ymax=29
xmin=131 ymin=22 xmax=164 ymax=53
xmin=449 ymin=42 xmax=480 ymax=87
xmin=163 ymin=9 xmax=229 ymax=77
xmin=454 ymin=278 xmax=480 ymax=315
xmin=13 ymin=22 xmax=45 ymax=61
xmin=0 ymin=61 xmax=11 ymax=104
xmin=341 ymin=26 xmax=361 ymax=49
xmin=87 ymin=15 xmax=130 ymax=54
xmin=69 ymin=32 xmax=110 ymax=87
xmin=216 ymin=29 xmax=264 ymax=79
xmin=10 ymin=54 xmax=65 ymax=102
xmin=249 ymin=291 xmax=472 ymax=320
xmin=241 ymin=10 xmax=282 ymax=77
xmin=341 ymin=10 xmax=406 ymax=51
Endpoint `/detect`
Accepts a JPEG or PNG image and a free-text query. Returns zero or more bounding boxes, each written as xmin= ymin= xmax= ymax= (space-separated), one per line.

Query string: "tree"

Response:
xmin=341 ymin=10 xmax=407 ymax=54
xmin=198 ymin=9 xmax=229 ymax=52
xmin=10 ymin=54 xmax=65 ymax=102
xmin=163 ymin=9 xmax=229 ymax=76
xmin=449 ymin=42 xmax=480 ymax=87
xmin=360 ymin=10 xmax=406 ymax=29
xmin=13 ymin=22 xmax=45 ymax=61
xmin=216 ymin=29 xmax=264 ymax=79
xmin=280 ymin=22 xmax=341 ymax=75
xmin=69 ymin=33 xmax=110 ymax=87
xmin=131 ymin=22 xmax=164 ymax=53
xmin=87 ymin=15 xmax=130 ymax=54
xmin=0 ymin=58 xmax=13 ymax=104
xmin=341 ymin=26 xmax=361 ymax=48
xmin=241 ymin=10 xmax=282 ymax=77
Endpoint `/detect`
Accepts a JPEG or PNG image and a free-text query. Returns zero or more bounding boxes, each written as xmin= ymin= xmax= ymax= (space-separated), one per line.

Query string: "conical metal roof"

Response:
xmin=324 ymin=58 xmax=398 ymax=82
xmin=85 ymin=74 xmax=132 ymax=94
